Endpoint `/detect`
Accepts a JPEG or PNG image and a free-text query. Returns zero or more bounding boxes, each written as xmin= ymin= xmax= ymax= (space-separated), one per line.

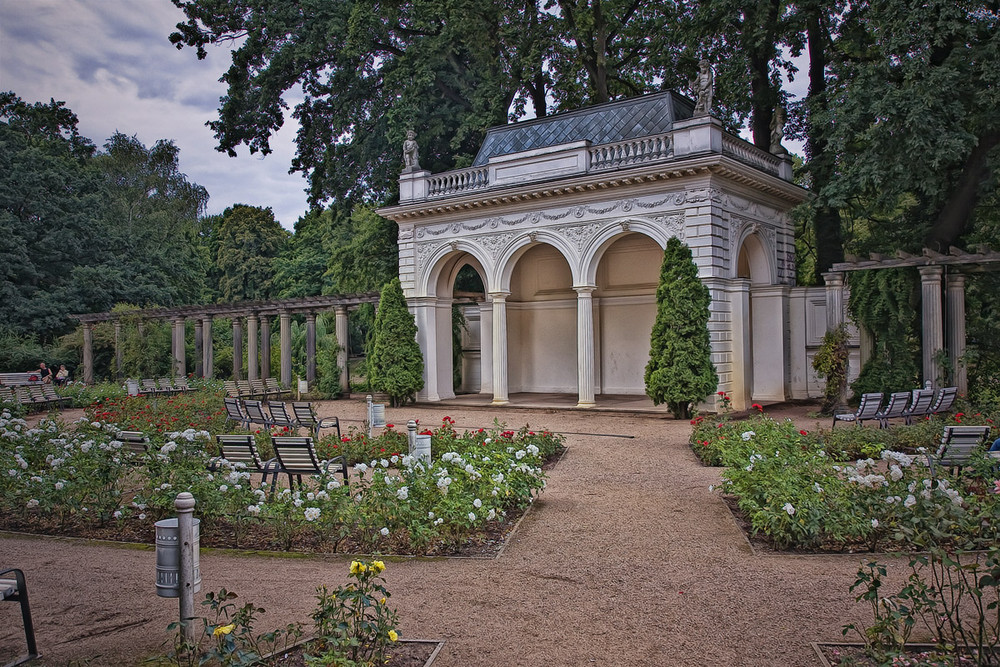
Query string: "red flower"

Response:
xmin=751 ymin=403 xmax=763 ymax=412
xmin=386 ymin=423 xmax=394 ymax=429
xmin=799 ymin=430 xmax=808 ymax=436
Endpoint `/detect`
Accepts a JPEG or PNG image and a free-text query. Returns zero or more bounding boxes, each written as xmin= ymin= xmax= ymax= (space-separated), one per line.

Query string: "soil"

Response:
xmin=1 ymin=400 xmax=914 ymax=666
xmin=267 ymin=638 xmax=440 ymax=666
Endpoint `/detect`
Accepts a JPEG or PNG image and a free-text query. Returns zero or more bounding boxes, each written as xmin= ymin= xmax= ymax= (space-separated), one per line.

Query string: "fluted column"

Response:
xmin=335 ymin=306 xmax=349 ymax=393
xmin=260 ymin=316 xmax=271 ymax=379
xmin=114 ymin=321 xmax=123 ymax=379
xmin=247 ymin=313 xmax=259 ymax=381
xmin=194 ymin=319 xmax=204 ymax=377
xmin=305 ymin=312 xmax=317 ymax=385
xmin=575 ymin=286 xmax=597 ymax=407
xmin=945 ymin=273 xmax=967 ymax=393
xmin=172 ymin=317 xmax=186 ymax=378
xmin=82 ymin=323 xmax=94 ymax=385
xmin=919 ymin=265 xmax=944 ymax=386
xmin=202 ymin=316 xmax=214 ymax=379
xmin=822 ymin=271 xmax=846 ymax=331
xmin=279 ymin=310 xmax=292 ymax=388
xmin=490 ymin=291 xmax=510 ymax=405
xmin=478 ymin=302 xmax=493 ymax=394
xmin=232 ymin=317 xmax=243 ymax=381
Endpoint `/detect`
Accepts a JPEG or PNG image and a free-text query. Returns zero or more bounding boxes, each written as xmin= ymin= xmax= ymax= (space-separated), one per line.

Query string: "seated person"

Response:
xmin=55 ymin=365 xmax=70 ymax=386
xmin=36 ymin=362 xmax=52 ymax=384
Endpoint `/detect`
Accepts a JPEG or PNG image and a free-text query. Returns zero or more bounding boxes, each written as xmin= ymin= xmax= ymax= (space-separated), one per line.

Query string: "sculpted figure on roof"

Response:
xmin=690 ymin=60 xmax=714 ymax=116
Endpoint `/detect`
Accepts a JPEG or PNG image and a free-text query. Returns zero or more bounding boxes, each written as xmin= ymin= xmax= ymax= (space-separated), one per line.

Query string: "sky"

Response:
xmin=0 ymin=0 xmax=310 ymax=229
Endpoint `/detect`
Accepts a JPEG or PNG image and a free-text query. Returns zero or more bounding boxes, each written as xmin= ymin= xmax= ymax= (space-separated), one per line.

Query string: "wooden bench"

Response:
xmin=927 ymin=426 xmax=993 ymax=475
xmin=264 ymin=377 xmax=287 ymax=399
xmin=0 ymin=372 xmax=41 ymax=387
xmin=209 ymin=435 xmax=279 ymax=482
xmin=291 ymin=402 xmax=341 ymax=440
xmin=1 ymin=568 xmax=40 ymax=666
xmin=269 ymin=436 xmax=348 ymax=493
xmin=243 ymin=400 xmax=273 ymax=428
xmin=223 ymin=397 xmax=250 ymax=430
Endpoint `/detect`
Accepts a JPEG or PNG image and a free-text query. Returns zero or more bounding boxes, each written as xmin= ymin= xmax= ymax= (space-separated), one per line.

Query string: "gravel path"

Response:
xmin=0 ymin=400 xmax=897 ymax=666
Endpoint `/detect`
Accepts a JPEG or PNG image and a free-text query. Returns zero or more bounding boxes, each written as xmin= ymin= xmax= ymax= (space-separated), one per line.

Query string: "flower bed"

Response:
xmin=0 ymin=409 xmax=564 ymax=556
xmin=696 ymin=414 xmax=1000 ymax=552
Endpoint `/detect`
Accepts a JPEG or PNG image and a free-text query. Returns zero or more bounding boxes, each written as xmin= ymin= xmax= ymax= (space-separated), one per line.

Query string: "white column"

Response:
xmin=822 ymin=271 xmax=846 ymax=331
xmin=201 ymin=316 xmax=213 ymax=379
xmin=490 ymin=291 xmax=510 ymax=405
xmin=726 ymin=279 xmax=752 ymax=411
xmin=305 ymin=312 xmax=317 ymax=385
xmin=246 ymin=313 xmax=259 ymax=381
xmin=919 ymin=265 xmax=944 ymax=387
xmin=945 ymin=273 xmax=967 ymax=393
xmin=575 ymin=286 xmax=596 ymax=407
xmin=279 ymin=310 xmax=292 ymax=388
xmin=232 ymin=318 xmax=243 ymax=381
xmin=479 ymin=301 xmax=493 ymax=394
xmin=260 ymin=316 xmax=271 ymax=379
xmin=410 ymin=297 xmax=440 ymax=401
xmin=173 ymin=317 xmax=186 ymax=378
xmin=335 ymin=305 xmax=349 ymax=393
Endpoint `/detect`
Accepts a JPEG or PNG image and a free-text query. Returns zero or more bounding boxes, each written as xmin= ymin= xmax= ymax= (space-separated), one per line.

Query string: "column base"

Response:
xmin=491 ymin=398 xmax=510 ymax=406
xmin=576 ymin=401 xmax=597 ymax=409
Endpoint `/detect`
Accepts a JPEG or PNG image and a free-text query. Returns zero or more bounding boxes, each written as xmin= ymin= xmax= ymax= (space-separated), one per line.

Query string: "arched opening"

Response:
xmin=593 ymin=233 xmax=662 ymax=395
xmin=452 ymin=264 xmax=486 ymax=394
xmin=507 ymin=243 xmax=576 ymax=394
xmin=735 ymin=233 xmax=786 ymax=404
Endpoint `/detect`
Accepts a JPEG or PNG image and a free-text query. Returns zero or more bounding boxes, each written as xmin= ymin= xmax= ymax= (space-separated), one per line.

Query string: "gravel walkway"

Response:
xmin=0 ymin=400 xmax=896 ymax=666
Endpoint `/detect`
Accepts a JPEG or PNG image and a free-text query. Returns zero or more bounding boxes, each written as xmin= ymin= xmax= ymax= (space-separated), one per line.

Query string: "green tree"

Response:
xmin=644 ymin=237 xmax=718 ymax=419
xmin=213 ymin=204 xmax=290 ymax=302
xmin=368 ymin=278 xmax=424 ymax=407
xmin=272 ymin=207 xmax=338 ymax=298
xmin=323 ymin=206 xmax=399 ymax=294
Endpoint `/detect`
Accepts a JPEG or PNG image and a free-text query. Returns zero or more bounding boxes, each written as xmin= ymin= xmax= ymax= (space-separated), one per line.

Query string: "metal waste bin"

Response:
xmin=413 ymin=434 xmax=431 ymax=464
xmin=154 ymin=517 xmax=201 ymax=598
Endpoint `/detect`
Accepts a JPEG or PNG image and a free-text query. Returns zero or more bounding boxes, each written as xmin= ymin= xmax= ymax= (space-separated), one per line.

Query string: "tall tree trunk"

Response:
xmin=806 ymin=10 xmax=843 ymax=282
xmin=925 ymin=130 xmax=1000 ymax=251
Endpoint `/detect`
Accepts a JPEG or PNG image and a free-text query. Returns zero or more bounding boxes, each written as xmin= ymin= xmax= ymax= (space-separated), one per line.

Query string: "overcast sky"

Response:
xmin=0 ymin=0 xmax=310 ymax=229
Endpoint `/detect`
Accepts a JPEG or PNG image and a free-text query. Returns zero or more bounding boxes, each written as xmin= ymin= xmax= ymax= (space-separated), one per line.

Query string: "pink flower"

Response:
xmin=993 ymin=480 xmax=1000 ymax=495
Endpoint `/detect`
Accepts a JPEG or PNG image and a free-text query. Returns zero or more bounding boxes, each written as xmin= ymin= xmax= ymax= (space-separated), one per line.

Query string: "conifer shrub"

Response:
xmin=644 ymin=237 xmax=718 ymax=419
xmin=368 ymin=278 xmax=424 ymax=406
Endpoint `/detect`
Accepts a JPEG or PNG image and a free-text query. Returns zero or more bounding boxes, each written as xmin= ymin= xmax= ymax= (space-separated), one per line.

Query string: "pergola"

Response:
xmin=822 ymin=246 xmax=1000 ymax=393
xmin=71 ymin=293 xmax=380 ymax=387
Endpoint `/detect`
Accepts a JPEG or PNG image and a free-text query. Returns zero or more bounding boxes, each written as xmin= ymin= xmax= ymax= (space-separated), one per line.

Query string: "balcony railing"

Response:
xmin=426 ymin=166 xmax=490 ymax=198
xmin=589 ymin=133 xmax=672 ymax=171
xmin=721 ymin=134 xmax=780 ymax=176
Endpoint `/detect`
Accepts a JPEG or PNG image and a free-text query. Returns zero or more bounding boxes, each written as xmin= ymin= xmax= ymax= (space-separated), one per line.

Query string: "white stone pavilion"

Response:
xmin=378 ymin=91 xmax=816 ymax=410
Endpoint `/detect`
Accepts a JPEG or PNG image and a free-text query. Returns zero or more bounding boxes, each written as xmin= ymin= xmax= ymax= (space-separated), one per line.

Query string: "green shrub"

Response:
xmin=368 ymin=278 xmax=423 ymax=407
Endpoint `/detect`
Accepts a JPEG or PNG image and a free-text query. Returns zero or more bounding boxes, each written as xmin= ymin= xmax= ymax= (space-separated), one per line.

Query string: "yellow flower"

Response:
xmin=388 ymin=629 xmax=398 ymax=642
xmin=350 ymin=560 xmax=367 ymax=575
xmin=213 ymin=623 xmax=235 ymax=637
xmin=380 ymin=597 xmax=386 ymax=605
xmin=371 ymin=560 xmax=385 ymax=573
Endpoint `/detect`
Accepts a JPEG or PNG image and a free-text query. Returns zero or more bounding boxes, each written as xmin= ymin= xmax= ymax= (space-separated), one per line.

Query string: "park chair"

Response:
xmin=139 ymin=378 xmax=163 ymax=395
xmin=1 ymin=568 xmax=40 ymax=666
xmin=875 ymin=392 xmax=911 ymax=429
xmin=264 ymin=377 xmax=286 ymax=399
xmin=26 ymin=386 xmax=57 ymax=409
xmin=291 ymin=402 xmax=341 ymax=440
xmin=223 ymin=397 xmax=250 ymax=430
xmin=223 ymin=381 xmax=241 ymax=399
xmin=832 ymin=392 xmax=883 ymax=429
xmin=250 ymin=379 xmax=269 ymax=400
xmin=902 ymin=388 xmax=935 ymax=425
xmin=157 ymin=377 xmax=180 ymax=394
xmin=929 ymin=386 xmax=958 ymax=415
xmin=243 ymin=400 xmax=274 ymax=428
xmin=13 ymin=387 xmax=37 ymax=409
xmin=40 ymin=385 xmax=71 ymax=408
xmin=926 ymin=425 xmax=992 ymax=476
xmin=237 ymin=380 xmax=256 ymax=399
xmin=173 ymin=377 xmax=193 ymax=392
xmin=209 ymin=434 xmax=278 ymax=482
xmin=269 ymin=436 xmax=348 ymax=493
xmin=117 ymin=431 xmax=150 ymax=455
xmin=267 ymin=402 xmax=299 ymax=431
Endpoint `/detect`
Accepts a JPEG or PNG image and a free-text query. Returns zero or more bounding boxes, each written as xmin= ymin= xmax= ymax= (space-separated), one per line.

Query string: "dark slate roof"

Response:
xmin=472 ymin=91 xmax=694 ymax=166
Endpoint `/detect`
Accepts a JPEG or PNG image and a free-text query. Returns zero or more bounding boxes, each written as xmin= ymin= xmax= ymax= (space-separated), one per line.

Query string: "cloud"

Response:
xmin=0 ymin=0 xmax=310 ymax=229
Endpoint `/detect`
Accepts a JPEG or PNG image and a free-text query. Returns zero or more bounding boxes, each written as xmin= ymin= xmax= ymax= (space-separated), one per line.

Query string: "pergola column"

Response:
xmin=247 ymin=313 xmax=259 ymax=381
xmin=490 ymin=291 xmax=510 ymax=405
xmin=478 ymin=301 xmax=493 ymax=395
xmin=305 ymin=312 xmax=317 ymax=385
xmin=82 ymin=323 xmax=94 ymax=385
xmin=574 ymin=285 xmax=597 ymax=408
xmin=232 ymin=317 xmax=243 ymax=381
xmin=172 ymin=317 xmax=186 ymax=378
xmin=114 ymin=321 xmax=123 ymax=379
xmin=279 ymin=310 xmax=292 ymax=388
xmin=335 ymin=306 xmax=349 ymax=393
xmin=822 ymin=271 xmax=846 ymax=331
xmin=194 ymin=319 xmax=204 ymax=377
xmin=918 ymin=265 xmax=944 ymax=386
xmin=202 ymin=316 xmax=214 ymax=379
xmin=945 ymin=272 xmax=967 ymax=393
xmin=260 ymin=316 xmax=272 ymax=379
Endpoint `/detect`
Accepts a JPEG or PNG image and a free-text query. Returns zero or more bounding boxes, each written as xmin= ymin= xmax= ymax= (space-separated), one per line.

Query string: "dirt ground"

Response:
xmin=1 ymin=399 xmax=906 ymax=666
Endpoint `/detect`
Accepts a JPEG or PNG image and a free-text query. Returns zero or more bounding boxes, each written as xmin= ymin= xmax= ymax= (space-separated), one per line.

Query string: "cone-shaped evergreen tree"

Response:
xmin=644 ymin=237 xmax=719 ymax=418
xmin=369 ymin=278 xmax=424 ymax=406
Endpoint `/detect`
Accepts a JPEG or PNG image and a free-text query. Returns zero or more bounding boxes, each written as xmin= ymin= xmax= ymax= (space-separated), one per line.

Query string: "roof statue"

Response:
xmin=402 ymin=129 xmax=421 ymax=172
xmin=690 ymin=59 xmax=714 ymax=116
xmin=769 ymin=105 xmax=786 ymax=155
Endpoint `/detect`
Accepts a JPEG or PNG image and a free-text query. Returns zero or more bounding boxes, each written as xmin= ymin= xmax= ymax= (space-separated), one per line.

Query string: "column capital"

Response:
xmin=305 ymin=311 xmax=317 ymax=322
xmin=945 ymin=272 xmax=966 ymax=288
xmin=821 ymin=271 xmax=845 ymax=288
xmin=334 ymin=304 xmax=348 ymax=315
xmin=488 ymin=291 xmax=510 ymax=301
xmin=573 ymin=285 xmax=597 ymax=296
xmin=918 ymin=265 xmax=944 ymax=281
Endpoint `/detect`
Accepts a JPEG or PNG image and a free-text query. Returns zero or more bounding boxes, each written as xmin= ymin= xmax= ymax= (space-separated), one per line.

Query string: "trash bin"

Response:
xmin=154 ymin=518 xmax=201 ymax=598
